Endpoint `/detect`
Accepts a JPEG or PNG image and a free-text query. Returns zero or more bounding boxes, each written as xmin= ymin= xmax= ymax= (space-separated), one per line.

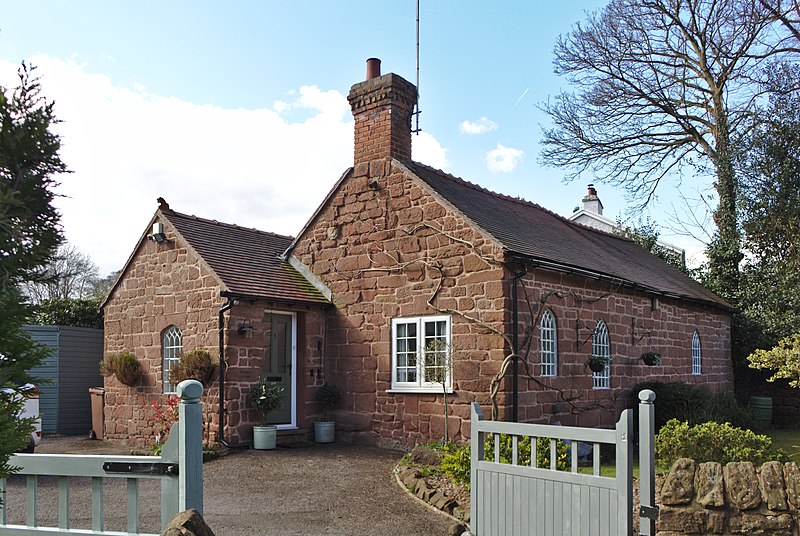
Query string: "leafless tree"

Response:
xmin=22 ymin=243 xmax=99 ymax=303
xmin=540 ymin=0 xmax=799 ymax=298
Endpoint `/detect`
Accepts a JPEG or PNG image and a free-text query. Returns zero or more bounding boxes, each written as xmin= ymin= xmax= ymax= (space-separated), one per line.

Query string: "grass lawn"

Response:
xmin=767 ymin=428 xmax=800 ymax=463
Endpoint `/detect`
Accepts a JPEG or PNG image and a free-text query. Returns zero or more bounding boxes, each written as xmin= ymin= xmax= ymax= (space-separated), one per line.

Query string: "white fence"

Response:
xmin=0 ymin=380 xmax=204 ymax=536
xmin=470 ymin=390 xmax=656 ymax=536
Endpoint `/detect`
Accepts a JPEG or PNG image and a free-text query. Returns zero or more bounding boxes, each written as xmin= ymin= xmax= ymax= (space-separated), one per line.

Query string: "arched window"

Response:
xmin=540 ymin=309 xmax=557 ymax=377
xmin=692 ymin=330 xmax=701 ymax=375
xmin=592 ymin=320 xmax=611 ymax=389
xmin=162 ymin=326 xmax=183 ymax=394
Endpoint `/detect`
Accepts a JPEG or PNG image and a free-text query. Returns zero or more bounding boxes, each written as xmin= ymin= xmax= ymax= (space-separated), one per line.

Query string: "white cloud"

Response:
xmin=0 ymin=55 xmax=451 ymax=276
xmin=459 ymin=116 xmax=498 ymax=135
xmin=485 ymin=144 xmax=524 ymax=173
xmin=412 ymin=131 xmax=450 ymax=170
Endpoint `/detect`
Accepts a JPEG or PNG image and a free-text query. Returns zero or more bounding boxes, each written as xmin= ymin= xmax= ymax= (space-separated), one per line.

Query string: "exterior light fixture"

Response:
xmin=237 ymin=319 xmax=255 ymax=336
xmin=149 ymin=222 xmax=166 ymax=243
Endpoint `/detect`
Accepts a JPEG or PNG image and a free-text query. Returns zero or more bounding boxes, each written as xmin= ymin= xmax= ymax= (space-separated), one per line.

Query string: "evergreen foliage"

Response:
xmin=0 ymin=63 xmax=66 ymax=482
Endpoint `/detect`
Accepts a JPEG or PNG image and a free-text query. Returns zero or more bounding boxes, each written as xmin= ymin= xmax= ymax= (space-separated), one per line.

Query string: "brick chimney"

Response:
xmin=348 ymin=58 xmax=417 ymax=165
xmin=582 ymin=184 xmax=604 ymax=215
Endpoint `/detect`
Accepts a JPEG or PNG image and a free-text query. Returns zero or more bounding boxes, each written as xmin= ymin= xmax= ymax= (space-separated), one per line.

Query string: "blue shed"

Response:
xmin=23 ymin=325 xmax=104 ymax=436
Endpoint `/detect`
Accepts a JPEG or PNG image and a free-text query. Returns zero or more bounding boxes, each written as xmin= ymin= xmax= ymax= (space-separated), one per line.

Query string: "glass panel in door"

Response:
xmin=262 ymin=312 xmax=293 ymax=425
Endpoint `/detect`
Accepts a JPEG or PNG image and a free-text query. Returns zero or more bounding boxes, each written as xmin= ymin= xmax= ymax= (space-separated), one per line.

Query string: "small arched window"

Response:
xmin=692 ymin=330 xmax=701 ymax=375
xmin=162 ymin=326 xmax=183 ymax=394
xmin=592 ymin=319 xmax=611 ymax=389
xmin=540 ymin=309 xmax=557 ymax=377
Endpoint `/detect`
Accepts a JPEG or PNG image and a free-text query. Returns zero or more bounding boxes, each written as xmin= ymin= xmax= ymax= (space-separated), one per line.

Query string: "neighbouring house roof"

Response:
xmin=403 ymin=161 xmax=730 ymax=310
xmin=162 ymin=210 xmax=329 ymax=305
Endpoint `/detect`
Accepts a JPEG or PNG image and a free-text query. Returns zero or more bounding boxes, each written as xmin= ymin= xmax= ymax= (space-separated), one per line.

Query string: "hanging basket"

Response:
xmin=588 ymin=358 xmax=607 ymax=373
xmin=640 ymin=352 xmax=662 ymax=366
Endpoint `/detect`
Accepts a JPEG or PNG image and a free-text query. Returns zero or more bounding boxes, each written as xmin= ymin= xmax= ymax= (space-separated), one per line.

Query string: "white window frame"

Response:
xmin=162 ymin=326 xmax=183 ymax=394
xmin=692 ymin=330 xmax=702 ymax=375
xmin=592 ymin=319 xmax=611 ymax=389
xmin=540 ymin=309 xmax=557 ymax=377
xmin=389 ymin=315 xmax=452 ymax=393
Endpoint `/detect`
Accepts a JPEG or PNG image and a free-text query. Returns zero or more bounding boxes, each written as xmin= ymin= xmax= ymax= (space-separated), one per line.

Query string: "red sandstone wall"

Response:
xmin=291 ymin=159 xmax=510 ymax=448
xmin=103 ymin=215 xmax=224 ymax=448
xmin=512 ymin=268 xmax=734 ymax=428
xmin=291 ymin=158 xmax=733 ymax=447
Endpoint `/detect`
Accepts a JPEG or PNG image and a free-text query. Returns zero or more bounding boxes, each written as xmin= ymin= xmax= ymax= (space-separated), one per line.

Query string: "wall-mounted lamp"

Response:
xmin=149 ymin=222 xmax=166 ymax=243
xmin=237 ymin=319 xmax=255 ymax=336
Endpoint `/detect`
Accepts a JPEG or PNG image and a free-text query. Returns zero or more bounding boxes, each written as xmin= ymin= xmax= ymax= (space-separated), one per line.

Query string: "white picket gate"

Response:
xmin=470 ymin=390 xmax=657 ymax=536
xmin=0 ymin=380 xmax=204 ymax=536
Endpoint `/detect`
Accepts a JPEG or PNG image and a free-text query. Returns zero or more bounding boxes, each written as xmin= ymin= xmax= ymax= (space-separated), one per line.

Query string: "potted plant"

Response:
xmin=248 ymin=379 xmax=283 ymax=450
xmin=640 ymin=352 xmax=662 ymax=366
xmin=314 ymin=384 xmax=341 ymax=443
xmin=587 ymin=354 xmax=612 ymax=373
xmin=99 ymin=352 xmax=142 ymax=387
xmin=169 ymin=348 xmax=216 ymax=386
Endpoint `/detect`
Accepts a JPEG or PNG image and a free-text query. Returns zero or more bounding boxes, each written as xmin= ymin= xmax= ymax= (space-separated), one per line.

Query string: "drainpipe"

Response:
xmin=511 ymin=263 xmax=527 ymax=422
xmin=217 ymin=297 xmax=248 ymax=448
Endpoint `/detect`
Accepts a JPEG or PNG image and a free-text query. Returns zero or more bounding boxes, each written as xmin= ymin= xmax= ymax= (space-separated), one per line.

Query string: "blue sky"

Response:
xmin=0 ymin=1 xmax=709 ymax=275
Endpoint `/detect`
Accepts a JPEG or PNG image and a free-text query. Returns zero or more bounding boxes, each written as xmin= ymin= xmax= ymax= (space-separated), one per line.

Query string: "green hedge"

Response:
xmin=655 ymin=419 xmax=787 ymax=467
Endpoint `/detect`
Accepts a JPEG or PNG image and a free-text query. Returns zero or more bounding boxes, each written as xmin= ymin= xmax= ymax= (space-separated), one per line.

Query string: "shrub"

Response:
xmin=655 ymin=419 xmax=787 ymax=467
xmin=633 ymin=381 xmax=760 ymax=431
xmin=248 ymin=379 xmax=283 ymax=424
xmin=439 ymin=433 xmax=571 ymax=489
xmin=440 ymin=442 xmax=471 ymax=487
xmin=150 ymin=395 xmax=179 ymax=454
xmin=485 ymin=433 xmax=571 ymax=471
xmin=315 ymin=384 xmax=341 ymax=420
xmin=99 ymin=352 xmax=141 ymax=386
xmin=169 ymin=348 xmax=215 ymax=386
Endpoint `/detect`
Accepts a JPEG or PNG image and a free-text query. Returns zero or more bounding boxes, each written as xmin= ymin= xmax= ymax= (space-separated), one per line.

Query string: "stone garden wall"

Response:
xmin=657 ymin=457 xmax=800 ymax=535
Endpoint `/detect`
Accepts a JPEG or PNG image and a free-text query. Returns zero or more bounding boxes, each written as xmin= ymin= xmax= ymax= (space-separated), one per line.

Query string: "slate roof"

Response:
xmin=406 ymin=161 xmax=730 ymax=310
xmin=164 ymin=210 xmax=329 ymax=305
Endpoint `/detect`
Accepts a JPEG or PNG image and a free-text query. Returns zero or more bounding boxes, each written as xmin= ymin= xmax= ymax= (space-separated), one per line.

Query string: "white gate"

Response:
xmin=0 ymin=380 xmax=204 ymax=536
xmin=470 ymin=390 xmax=657 ymax=536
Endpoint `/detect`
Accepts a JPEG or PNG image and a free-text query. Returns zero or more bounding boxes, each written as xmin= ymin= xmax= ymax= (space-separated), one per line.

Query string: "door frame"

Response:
xmin=264 ymin=309 xmax=297 ymax=430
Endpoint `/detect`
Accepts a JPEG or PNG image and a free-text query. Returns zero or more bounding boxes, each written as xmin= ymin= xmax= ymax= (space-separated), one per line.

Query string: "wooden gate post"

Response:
xmin=638 ymin=389 xmax=657 ymax=535
xmin=176 ymin=380 xmax=204 ymax=514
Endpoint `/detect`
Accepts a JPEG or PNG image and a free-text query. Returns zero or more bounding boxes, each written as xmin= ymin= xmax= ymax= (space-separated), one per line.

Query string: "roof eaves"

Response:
xmin=508 ymin=252 xmax=734 ymax=313
xmin=220 ymin=290 xmax=332 ymax=308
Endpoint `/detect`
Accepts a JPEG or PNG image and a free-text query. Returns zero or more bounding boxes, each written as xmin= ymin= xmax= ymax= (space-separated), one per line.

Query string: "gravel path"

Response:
xmin=4 ymin=436 xmax=454 ymax=536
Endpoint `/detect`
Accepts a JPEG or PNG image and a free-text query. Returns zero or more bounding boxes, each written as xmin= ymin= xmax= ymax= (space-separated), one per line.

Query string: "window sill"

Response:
xmin=387 ymin=388 xmax=454 ymax=395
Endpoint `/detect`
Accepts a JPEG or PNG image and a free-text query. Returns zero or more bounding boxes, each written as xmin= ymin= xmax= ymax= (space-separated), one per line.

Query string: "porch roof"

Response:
xmin=164 ymin=210 xmax=329 ymax=305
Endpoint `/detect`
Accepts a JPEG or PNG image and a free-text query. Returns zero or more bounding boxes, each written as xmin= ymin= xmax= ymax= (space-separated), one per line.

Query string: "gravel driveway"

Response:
xmin=3 ymin=437 xmax=455 ymax=536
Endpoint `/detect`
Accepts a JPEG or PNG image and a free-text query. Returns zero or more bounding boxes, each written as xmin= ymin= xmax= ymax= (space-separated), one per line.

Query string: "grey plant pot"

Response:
xmin=253 ymin=425 xmax=277 ymax=450
xmin=314 ymin=420 xmax=336 ymax=443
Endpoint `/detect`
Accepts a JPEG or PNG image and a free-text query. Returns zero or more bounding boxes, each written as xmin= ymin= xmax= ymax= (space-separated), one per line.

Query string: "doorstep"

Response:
xmin=276 ymin=428 xmax=310 ymax=447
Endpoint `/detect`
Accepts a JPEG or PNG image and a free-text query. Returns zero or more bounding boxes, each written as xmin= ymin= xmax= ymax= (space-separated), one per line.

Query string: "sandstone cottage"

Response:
xmin=101 ymin=59 xmax=733 ymax=449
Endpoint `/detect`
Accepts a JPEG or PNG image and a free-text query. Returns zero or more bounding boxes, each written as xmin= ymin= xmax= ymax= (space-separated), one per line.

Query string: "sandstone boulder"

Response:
xmin=161 ymin=509 xmax=215 ymax=536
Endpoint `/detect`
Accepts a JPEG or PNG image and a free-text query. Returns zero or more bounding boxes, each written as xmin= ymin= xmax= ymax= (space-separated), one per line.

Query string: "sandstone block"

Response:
xmin=724 ymin=462 xmax=762 ymax=510
xmin=661 ymin=458 xmax=696 ymax=505
xmin=696 ymin=462 xmax=725 ymax=508
xmin=728 ymin=512 xmax=792 ymax=534
xmin=784 ymin=462 xmax=800 ymax=509
xmin=705 ymin=511 xmax=725 ymax=534
xmin=161 ymin=509 xmax=215 ymax=536
xmin=759 ymin=461 xmax=788 ymax=511
xmin=656 ymin=506 xmax=705 ymax=533
xmin=411 ymin=445 xmax=441 ymax=466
